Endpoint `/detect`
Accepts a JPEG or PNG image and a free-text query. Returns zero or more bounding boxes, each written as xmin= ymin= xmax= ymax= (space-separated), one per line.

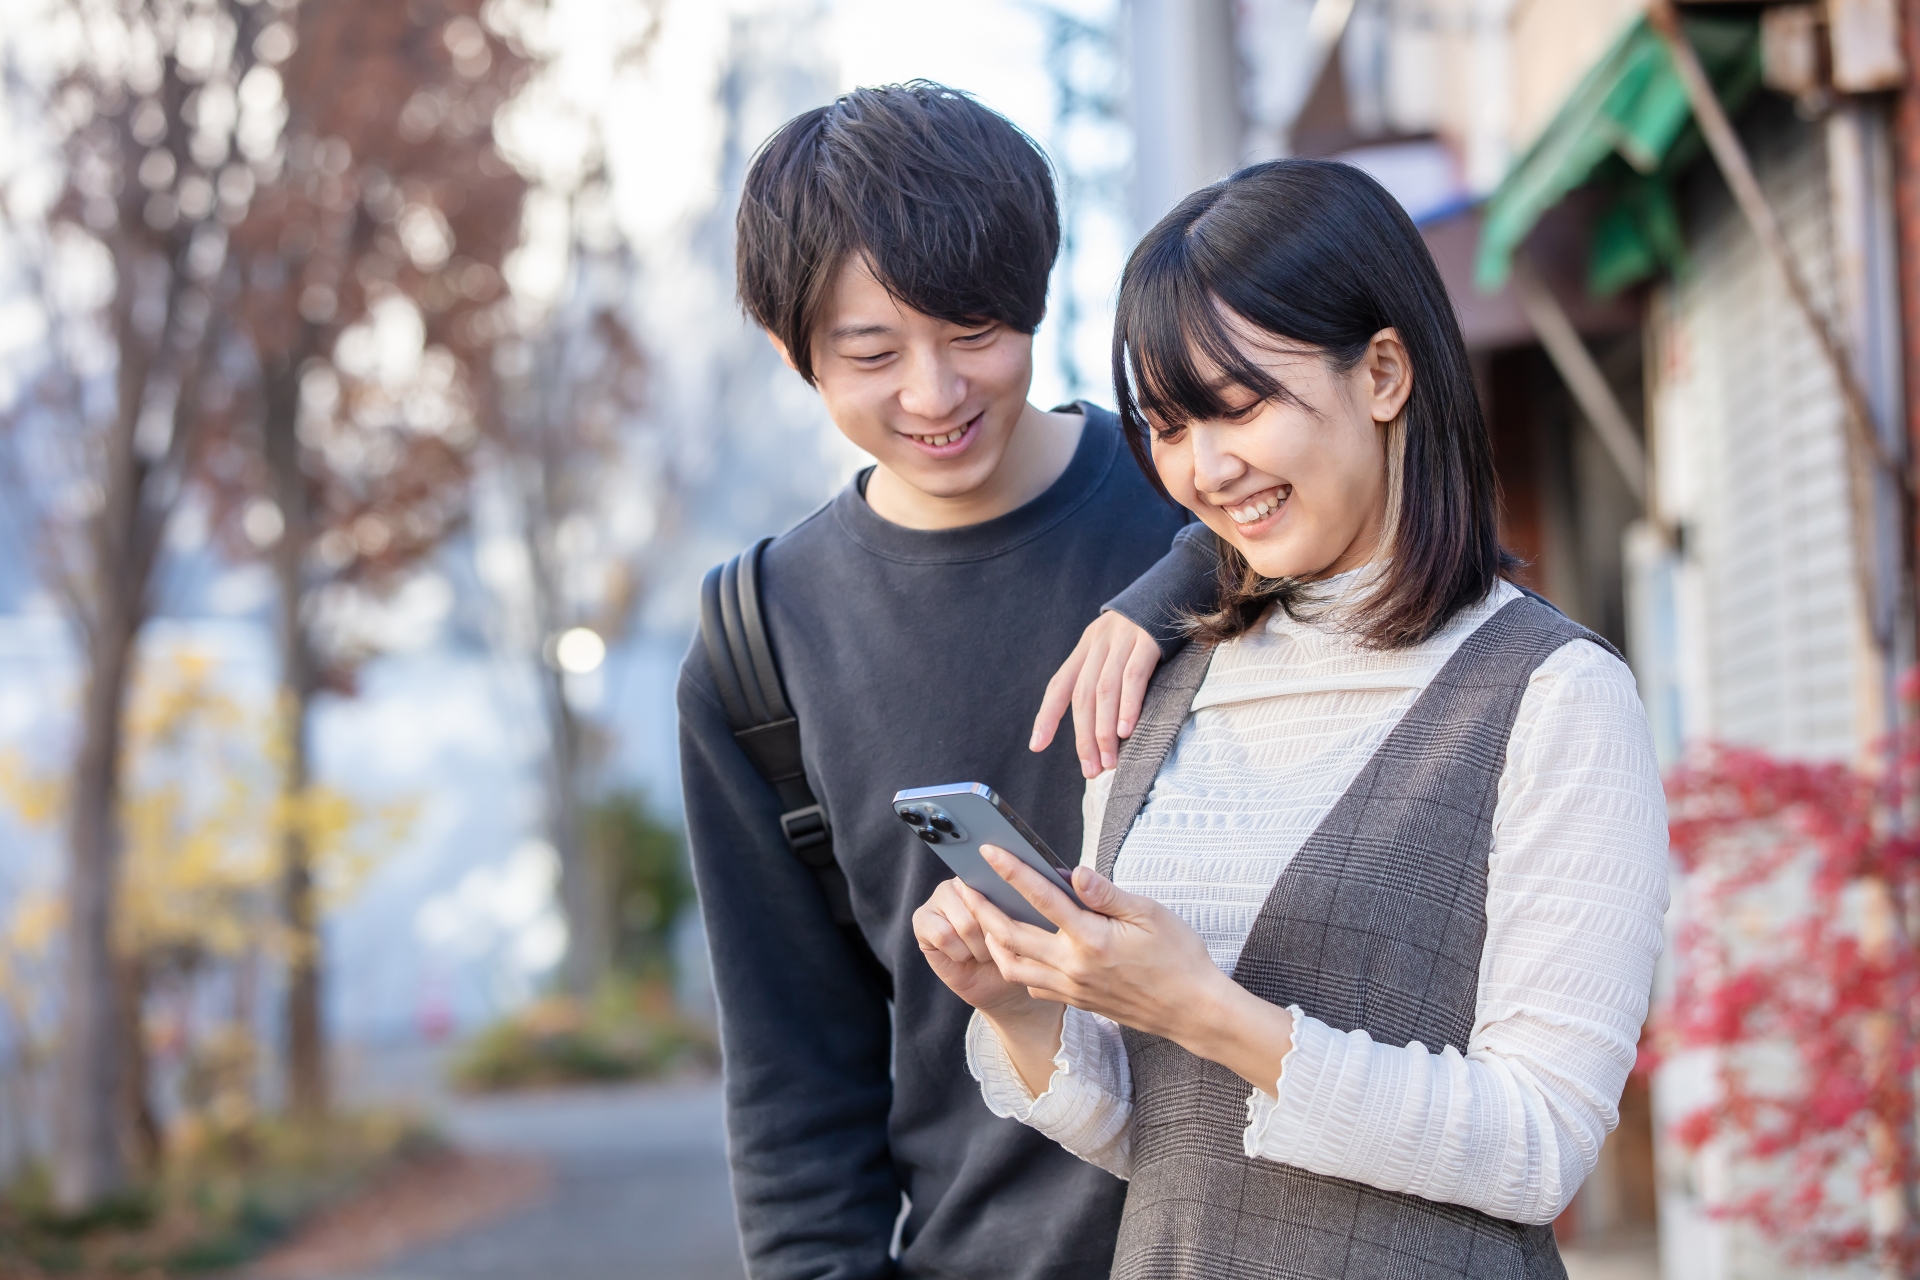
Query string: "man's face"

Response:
xmin=784 ymin=256 xmax=1038 ymax=500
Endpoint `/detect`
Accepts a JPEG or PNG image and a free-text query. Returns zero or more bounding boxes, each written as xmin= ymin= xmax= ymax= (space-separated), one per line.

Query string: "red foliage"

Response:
xmin=1651 ymin=734 xmax=1920 ymax=1267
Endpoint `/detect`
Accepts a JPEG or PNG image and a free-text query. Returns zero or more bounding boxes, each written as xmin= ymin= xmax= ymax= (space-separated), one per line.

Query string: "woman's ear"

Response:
xmin=1364 ymin=328 xmax=1414 ymax=424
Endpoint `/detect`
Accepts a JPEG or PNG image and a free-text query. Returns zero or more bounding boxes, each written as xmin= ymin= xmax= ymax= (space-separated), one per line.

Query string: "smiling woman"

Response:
xmin=1115 ymin=160 xmax=1507 ymax=649
xmin=916 ymin=159 xmax=1670 ymax=1280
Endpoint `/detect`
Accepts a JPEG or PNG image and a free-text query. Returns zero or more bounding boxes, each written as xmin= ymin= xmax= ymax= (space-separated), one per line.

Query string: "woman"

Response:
xmin=912 ymin=160 xmax=1668 ymax=1280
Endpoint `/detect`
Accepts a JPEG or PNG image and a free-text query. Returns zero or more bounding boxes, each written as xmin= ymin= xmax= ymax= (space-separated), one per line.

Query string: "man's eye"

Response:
xmin=957 ymin=328 xmax=994 ymax=343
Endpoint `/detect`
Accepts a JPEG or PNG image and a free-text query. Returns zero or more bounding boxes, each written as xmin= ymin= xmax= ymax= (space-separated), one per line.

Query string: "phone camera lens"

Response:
xmin=916 ymin=828 xmax=941 ymax=844
xmin=899 ymin=808 xmax=926 ymax=826
xmin=929 ymin=813 xmax=955 ymax=834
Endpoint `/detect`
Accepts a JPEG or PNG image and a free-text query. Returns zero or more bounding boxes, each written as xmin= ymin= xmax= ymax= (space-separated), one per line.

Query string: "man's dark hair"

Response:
xmin=736 ymin=81 xmax=1060 ymax=384
xmin=1114 ymin=159 xmax=1513 ymax=650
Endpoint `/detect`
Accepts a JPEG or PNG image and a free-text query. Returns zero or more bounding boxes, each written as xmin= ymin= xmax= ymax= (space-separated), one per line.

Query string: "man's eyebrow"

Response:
xmin=828 ymin=323 xmax=894 ymax=341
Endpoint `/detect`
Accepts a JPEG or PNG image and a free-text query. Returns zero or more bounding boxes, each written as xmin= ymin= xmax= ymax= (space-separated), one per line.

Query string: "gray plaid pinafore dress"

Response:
xmin=1095 ymin=594 xmax=1611 ymax=1280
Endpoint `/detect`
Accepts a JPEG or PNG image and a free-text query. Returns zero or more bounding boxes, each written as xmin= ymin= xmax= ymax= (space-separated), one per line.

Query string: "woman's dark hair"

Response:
xmin=736 ymin=81 xmax=1059 ymax=385
xmin=1113 ymin=159 xmax=1508 ymax=649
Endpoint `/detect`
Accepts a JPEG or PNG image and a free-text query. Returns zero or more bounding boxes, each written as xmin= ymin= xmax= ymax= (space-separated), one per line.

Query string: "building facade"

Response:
xmin=1138 ymin=0 xmax=1919 ymax=1274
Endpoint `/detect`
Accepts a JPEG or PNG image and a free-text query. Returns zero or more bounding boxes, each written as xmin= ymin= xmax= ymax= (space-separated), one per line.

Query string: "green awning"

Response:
xmin=1474 ymin=13 xmax=1762 ymax=297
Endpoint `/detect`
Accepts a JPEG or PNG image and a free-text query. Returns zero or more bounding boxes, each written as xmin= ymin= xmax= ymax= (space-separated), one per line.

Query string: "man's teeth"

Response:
xmin=913 ymin=425 xmax=970 ymax=446
xmin=1227 ymin=493 xmax=1282 ymax=525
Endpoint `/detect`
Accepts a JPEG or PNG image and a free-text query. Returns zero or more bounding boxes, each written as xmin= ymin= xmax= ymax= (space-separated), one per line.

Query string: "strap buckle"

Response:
xmin=780 ymin=804 xmax=832 ymax=864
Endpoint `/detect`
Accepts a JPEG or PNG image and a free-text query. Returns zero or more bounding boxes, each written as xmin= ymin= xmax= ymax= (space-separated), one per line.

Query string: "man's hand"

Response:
xmin=1030 ymin=611 xmax=1163 ymax=778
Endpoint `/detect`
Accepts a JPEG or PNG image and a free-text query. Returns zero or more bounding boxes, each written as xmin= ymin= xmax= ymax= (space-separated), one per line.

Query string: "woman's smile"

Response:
xmin=1219 ymin=484 xmax=1289 ymax=532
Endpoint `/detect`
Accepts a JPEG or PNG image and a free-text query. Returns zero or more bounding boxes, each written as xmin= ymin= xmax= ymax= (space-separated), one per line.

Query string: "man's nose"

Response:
xmin=897 ymin=347 xmax=966 ymax=421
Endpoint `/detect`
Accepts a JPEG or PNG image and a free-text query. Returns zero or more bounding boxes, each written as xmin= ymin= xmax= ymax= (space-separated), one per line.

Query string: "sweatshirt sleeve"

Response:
xmin=966 ymin=1005 xmax=1135 ymax=1179
xmin=1103 ymin=522 xmax=1218 ymax=655
xmin=678 ymin=642 xmax=900 ymax=1280
xmin=1238 ymin=640 xmax=1669 ymax=1225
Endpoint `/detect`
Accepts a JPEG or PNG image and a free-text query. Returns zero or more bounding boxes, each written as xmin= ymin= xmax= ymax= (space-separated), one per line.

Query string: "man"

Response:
xmin=679 ymin=82 xmax=1211 ymax=1279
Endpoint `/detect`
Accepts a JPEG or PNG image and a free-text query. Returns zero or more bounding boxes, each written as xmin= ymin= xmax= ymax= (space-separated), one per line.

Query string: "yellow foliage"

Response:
xmin=0 ymin=647 xmax=417 ymax=969
xmin=0 ymin=887 xmax=62 ymax=1056
xmin=0 ymin=747 xmax=64 ymax=825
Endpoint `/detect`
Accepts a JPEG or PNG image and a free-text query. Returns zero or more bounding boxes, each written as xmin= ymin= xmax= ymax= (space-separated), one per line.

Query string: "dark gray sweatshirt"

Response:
xmin=678 ymin=405 xmax=1218 ymax=1280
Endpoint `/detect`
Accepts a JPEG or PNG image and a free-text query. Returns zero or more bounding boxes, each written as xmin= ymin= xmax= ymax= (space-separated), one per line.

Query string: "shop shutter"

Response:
xmin=1651 ymin=111 xmax=1862 ymax=762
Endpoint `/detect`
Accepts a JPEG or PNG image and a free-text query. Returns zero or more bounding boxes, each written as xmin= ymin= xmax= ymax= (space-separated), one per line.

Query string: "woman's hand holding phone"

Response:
xmin=914 ymin=880 xmax=1067 ymax=1095
xmin=920 ymin=845 xmax=1297 ymax=1100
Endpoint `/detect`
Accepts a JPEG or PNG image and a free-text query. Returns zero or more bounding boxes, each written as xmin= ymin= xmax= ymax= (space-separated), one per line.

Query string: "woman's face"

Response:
xmin=1148 ymin=324 xmax=1413 ymax=582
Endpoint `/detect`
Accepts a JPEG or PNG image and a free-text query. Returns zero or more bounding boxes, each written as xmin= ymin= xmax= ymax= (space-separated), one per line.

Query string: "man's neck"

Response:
xmin=864 ymin=403 xmax=1085 ymax=531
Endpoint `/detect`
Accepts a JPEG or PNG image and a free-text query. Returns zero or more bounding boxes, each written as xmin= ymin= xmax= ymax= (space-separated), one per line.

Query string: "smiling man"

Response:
xmin=677 ymin=83 xmax=1213 ymax=1280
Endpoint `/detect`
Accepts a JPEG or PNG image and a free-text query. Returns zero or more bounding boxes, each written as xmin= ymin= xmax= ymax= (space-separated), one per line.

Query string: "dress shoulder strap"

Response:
xmin=1096 ymin=639 xmax=1216 ymax=879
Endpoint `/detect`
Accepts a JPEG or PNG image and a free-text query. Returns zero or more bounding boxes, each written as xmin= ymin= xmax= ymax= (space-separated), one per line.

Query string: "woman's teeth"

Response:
xmin=1227 ymin=492 xmax=1283 ymax=525
xmin=912 ymin=424 xmax=970 ymax=446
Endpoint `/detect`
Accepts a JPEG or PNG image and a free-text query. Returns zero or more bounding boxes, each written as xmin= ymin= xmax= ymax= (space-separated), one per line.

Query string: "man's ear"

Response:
xmin=766 ymin=331 xmax=800 ymax=373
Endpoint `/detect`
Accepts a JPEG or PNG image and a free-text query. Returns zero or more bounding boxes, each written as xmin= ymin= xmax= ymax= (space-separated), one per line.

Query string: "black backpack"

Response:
xmin=698 ymin=536 xmax=856 ymax=927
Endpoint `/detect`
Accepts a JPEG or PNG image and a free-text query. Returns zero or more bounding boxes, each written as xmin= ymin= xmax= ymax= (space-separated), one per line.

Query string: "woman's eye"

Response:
xmin=1154 ymin=425 xmax=1187 ymax=444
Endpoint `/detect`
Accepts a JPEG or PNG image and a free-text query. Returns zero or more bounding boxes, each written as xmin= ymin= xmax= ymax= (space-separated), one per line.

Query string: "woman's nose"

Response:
xmin=1189 ymin=427 xmax=1246 ymax=493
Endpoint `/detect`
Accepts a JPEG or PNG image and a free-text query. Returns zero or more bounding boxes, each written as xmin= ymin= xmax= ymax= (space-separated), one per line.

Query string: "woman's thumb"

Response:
xmin=1071 ymin=866 xmax=1132 ymax=916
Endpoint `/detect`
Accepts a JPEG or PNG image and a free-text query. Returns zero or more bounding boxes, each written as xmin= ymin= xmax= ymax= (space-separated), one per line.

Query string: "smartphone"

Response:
xmin=893 ymin=783 xmax=1084 ymax=932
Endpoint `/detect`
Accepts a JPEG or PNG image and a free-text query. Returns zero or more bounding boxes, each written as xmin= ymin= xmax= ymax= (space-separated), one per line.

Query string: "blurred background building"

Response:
xmin=2 ymin=0 xmax=1918 ymax=1276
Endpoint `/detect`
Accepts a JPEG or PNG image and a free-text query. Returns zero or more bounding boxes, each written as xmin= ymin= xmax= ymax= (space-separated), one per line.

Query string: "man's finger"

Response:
xmin=1030 ymin=649 xmax=1082 ymax=753
xmin=1069 ymin=638 xmax=1109 ymax=778
xmin=1092 ymin=654 xmax=1123 ymax=771
xmin=1116 ymin=637 xmax=1159 ymax=741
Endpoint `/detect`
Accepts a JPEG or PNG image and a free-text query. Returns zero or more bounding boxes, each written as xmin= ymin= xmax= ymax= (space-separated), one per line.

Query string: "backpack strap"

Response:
xmin=699 ymin=537 xmax=856 ymax=926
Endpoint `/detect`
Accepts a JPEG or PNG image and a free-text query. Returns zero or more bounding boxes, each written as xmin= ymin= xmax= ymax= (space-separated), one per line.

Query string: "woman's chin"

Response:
xmin=1232 ymin=539 xmax=1310 ymax=580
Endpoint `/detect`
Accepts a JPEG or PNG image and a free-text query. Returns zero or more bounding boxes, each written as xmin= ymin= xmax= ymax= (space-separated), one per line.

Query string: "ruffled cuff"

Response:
xmin=1242 ymin=1004 xmax=1317 ymax=1160
xmin=967 ymin=1006 xmax=1134 ymax=1177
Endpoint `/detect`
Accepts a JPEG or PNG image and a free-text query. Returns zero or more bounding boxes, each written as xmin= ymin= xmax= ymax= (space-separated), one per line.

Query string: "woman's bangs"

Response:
xmin=1124 ymin=266 xmax=1283 ymax=430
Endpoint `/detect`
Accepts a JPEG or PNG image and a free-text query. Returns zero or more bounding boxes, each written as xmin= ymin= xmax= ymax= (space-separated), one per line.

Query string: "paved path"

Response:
xmin=311 ymin=1070 xmax=1657 ymax=1280
xmin=331 ymin=1079 xmax=746 ymax=1280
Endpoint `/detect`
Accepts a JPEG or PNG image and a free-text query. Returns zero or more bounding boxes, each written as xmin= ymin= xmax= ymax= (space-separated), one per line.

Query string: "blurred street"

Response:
xmin=4 ymin=0 xmax=1920 ymax=1274
xmin=302 ymin=1079 xmax=744 ymax=1280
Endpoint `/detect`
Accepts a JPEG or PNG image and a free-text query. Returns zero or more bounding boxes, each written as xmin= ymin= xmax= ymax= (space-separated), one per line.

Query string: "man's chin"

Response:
xmin=888 ymin=444 xmax=1005 ymax=498
xmin=894 ymin=467 xmax=997 ymax=503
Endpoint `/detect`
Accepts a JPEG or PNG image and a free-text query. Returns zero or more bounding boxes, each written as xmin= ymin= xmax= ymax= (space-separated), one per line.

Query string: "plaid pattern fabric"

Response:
xmin=1098 ymin=597 xmax=1612 ymax=1280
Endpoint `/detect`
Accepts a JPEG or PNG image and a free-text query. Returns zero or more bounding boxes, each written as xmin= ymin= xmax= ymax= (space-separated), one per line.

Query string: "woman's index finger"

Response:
xmin=979 ymin=844 xmax=1088 ymax=935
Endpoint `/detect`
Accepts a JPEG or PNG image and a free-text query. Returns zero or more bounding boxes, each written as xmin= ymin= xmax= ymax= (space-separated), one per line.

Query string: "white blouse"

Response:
xmin=966 ymin=578 xmax=1670 ymax=1226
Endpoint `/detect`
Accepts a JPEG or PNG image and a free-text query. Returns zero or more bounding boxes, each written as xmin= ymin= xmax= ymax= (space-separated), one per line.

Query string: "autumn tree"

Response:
xmin=483 ymin=0 xmax=662 ymax=994
xmin=197 ymin=0 xmax=530 ymax=1117
xmin=1652 ymin=726 xmax=1920 ymax=1271
xmin=0 ymin=651 xmax=403 ymax=1182
xmin=0 ymin=0 xmax=270 ymax=1212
